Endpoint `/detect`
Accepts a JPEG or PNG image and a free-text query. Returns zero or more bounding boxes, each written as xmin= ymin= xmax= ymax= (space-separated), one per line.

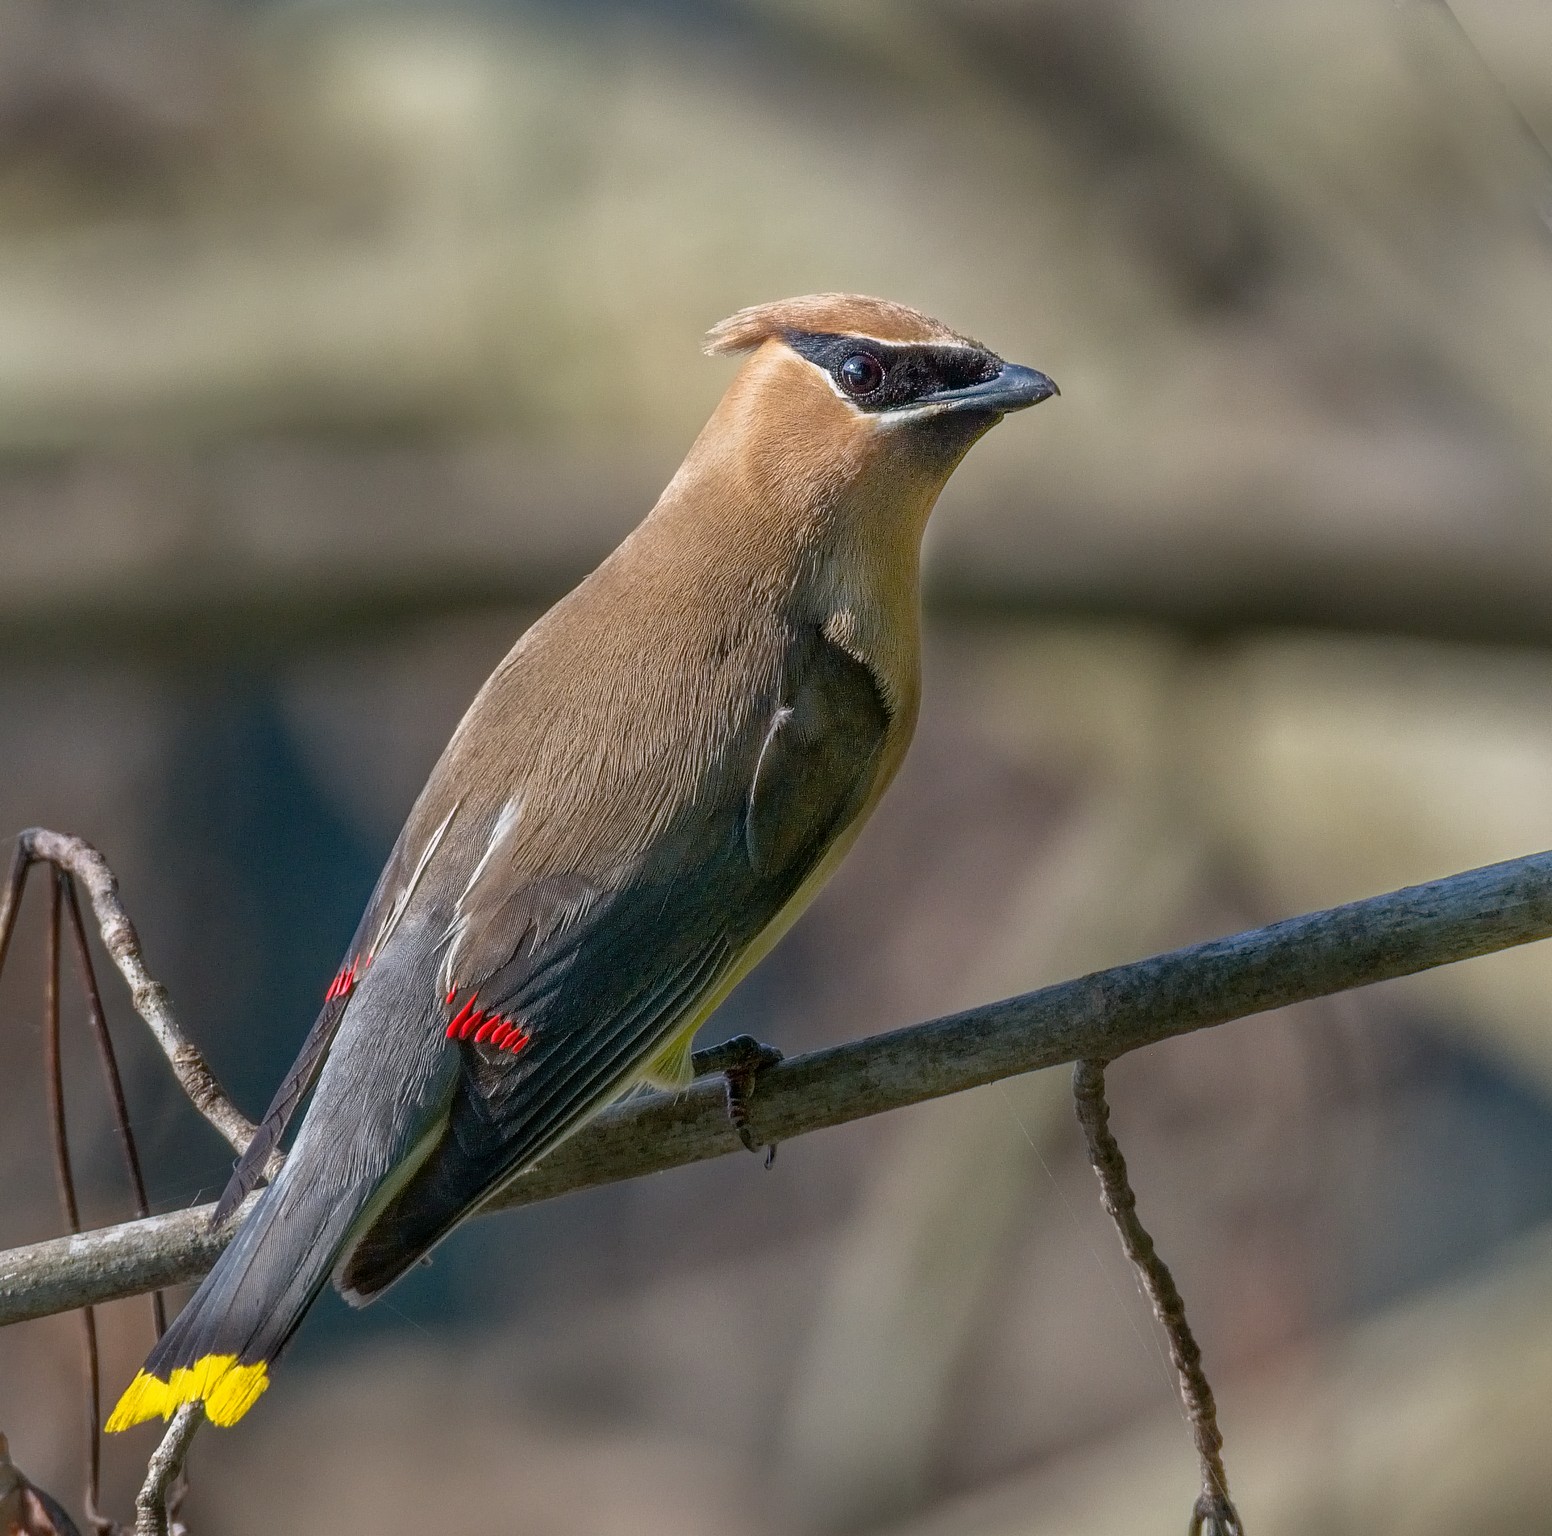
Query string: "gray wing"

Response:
xmin=338 ymin=625 xmax=889 ymax=1300
xmin=212 ymin=809 xmax=456 ymax=1224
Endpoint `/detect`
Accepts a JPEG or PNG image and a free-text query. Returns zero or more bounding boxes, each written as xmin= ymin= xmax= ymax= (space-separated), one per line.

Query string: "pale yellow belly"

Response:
xmin=638 ymin=810 xmax=876 ymax=1090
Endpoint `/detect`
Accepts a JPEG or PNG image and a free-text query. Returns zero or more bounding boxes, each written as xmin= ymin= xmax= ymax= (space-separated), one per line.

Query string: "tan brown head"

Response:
xmin=688 ymin=294 xmax=1057 ymax=538
xmin=706 ymin=293 xmax=1055 ymax=416
xmin=704 ymin=293 xmax=979 ymax=353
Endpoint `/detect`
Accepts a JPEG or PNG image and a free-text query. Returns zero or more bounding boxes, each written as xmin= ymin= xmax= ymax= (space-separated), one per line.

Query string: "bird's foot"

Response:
xmin=1189 ymin=1492 xmax=1242 ymax=1536
xmin=691 ymin=1034 xmax=783 ymax=1162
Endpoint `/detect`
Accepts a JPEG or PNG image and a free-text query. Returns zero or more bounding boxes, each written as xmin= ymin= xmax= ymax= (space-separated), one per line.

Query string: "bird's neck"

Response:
xmin=807 ymin=487 xmax=929 ymax=728
xmin=639 ymin=407 xmax=939 ymax=724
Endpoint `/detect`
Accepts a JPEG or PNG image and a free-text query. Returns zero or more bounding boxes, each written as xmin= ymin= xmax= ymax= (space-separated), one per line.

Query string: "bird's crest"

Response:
xmin=705 ymin=294 xmax=975 ymax=355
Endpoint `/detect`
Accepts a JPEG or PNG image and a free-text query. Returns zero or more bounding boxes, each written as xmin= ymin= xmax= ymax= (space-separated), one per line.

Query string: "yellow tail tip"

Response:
xmin=106 ymin=1357 xmax=269 ymax=1432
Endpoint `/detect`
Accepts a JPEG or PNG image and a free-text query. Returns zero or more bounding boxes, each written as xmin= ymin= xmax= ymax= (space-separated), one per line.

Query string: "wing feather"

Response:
xmin=335 ymin=626 xmax=889 ymax=1298
xmin=211 ymin=806 xmax=460 ymax=1224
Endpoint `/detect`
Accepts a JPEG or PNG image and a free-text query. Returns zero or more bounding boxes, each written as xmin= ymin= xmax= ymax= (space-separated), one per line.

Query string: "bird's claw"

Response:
xmin=1189 ymin=1493 xmax=1242 ymax=1536
xmin=691 ymin=1034 xmax=783 ymax=1159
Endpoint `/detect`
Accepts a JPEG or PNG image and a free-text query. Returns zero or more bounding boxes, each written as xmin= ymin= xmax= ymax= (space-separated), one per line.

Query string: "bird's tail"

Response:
xmin=105 ymin=1162 xmax=364 ymax=1432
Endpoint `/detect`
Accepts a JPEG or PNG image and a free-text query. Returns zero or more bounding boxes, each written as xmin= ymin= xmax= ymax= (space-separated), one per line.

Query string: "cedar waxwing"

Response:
xmin=107 ymin=294 xmax=1057 ymax=1431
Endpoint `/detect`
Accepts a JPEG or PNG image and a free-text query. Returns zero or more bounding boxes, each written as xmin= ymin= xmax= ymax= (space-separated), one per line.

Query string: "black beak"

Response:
xmin=924 ymin=362 xmax=1059 ymax=415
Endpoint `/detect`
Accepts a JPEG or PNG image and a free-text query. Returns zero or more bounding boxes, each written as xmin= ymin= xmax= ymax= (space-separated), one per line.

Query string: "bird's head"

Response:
xmin=696 ymin=293 xmax=1057 ymax=535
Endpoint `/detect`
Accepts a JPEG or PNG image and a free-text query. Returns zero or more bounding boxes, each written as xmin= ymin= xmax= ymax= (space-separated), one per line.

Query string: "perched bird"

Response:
xmin=107 ymin=294 xmax=1057 ymax=1431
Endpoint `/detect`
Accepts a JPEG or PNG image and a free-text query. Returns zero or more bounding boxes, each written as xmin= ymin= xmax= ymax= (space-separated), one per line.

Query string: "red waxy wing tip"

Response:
xmin=443 ymin=992 xmax=531 ymax=1054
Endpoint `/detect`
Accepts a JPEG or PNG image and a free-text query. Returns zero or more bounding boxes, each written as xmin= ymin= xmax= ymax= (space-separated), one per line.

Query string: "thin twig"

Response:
xmin=132 ymin=1407 xmax=197 ymax=1536
xmin=1073 ymin=1059 xmax=1242 ymax=1536
xmin=0 ymin=841 xmax=33 ymax=989
xmin=62 ymin=878 xmax=167 ymax=1336
xmin=4 ymin=829 xmax=258 ymax=1160
xmin=6 ymin=842 xmax=1552 ymax=1326
xmin=3 ymin=831 xmax=237 ymax=1533
xmin=41 ymin=873 xmax=109 ymax=1533
xmin=1423 ymin=0 xmax=1552 ymax=228
xmin=62 ymin=874 xmax=171 ymax=1530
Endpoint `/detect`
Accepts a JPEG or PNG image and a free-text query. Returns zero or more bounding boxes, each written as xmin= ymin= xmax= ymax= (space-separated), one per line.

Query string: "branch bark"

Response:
xmin=5 ymin=845 xmax=1552 ymax=1329
xmin=0 ymin=831 xmax=258 ymax=1161
xmin=132 ymin=1406 xmax=196 ymax=1536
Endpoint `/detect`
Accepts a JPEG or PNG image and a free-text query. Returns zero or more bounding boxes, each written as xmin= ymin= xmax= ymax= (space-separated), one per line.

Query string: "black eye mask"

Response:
xmin=782 ymin=331 xmax=1003 ymax=412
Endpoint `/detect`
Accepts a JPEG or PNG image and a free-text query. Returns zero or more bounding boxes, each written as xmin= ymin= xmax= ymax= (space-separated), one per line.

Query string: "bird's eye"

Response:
xmin=837 ymin=352 xmax=885 ymax=396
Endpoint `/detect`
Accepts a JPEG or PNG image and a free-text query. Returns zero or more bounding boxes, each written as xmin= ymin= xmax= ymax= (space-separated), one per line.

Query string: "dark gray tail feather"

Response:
xmin=212 ymin=991 xmax=349 ymax=1226
xmin=337 ymin=1127 xmax=484 ymax=1303
xmin=147 ymin=1160 xmax=367 ymax=1383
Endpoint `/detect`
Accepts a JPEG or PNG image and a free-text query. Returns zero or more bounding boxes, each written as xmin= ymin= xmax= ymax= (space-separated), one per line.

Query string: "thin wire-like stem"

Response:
xmin=62 ymin=879 xmax=167 ymax=1339
xmin=63 ymin=874 xmax=171 ymax=1532
xmin=1425 ymin=0 xmax=1552 ymax=219
xmin=42 ymin=874 xmax=110 ymax=1533
xmin=13 ymin=830 xmax=258 ymax=1160
xmin=0 ymin=840 xmax=33 ymax=982
xmin=1073 ymin=1058 xmax=1242 ymax=1536
xmin=6 ymin=839 xmax=203 ymax=1531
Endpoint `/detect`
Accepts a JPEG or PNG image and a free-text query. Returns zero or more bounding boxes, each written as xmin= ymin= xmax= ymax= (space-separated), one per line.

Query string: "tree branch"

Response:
xmin=1073 ymin=1059 xmax=1241 ymax=1536
xmin=132 ymin=1406 xmax=196 ymax=1536
xmin=0 ymin=830 xmax=259 ymax=1161
xmin=5 ymin=845 xmax=1552 ymax=1329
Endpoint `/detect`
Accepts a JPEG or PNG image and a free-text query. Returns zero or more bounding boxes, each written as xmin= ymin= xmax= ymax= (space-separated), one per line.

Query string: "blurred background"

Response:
xmin=5 ymin=0 xmax=1552 ymax=1530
